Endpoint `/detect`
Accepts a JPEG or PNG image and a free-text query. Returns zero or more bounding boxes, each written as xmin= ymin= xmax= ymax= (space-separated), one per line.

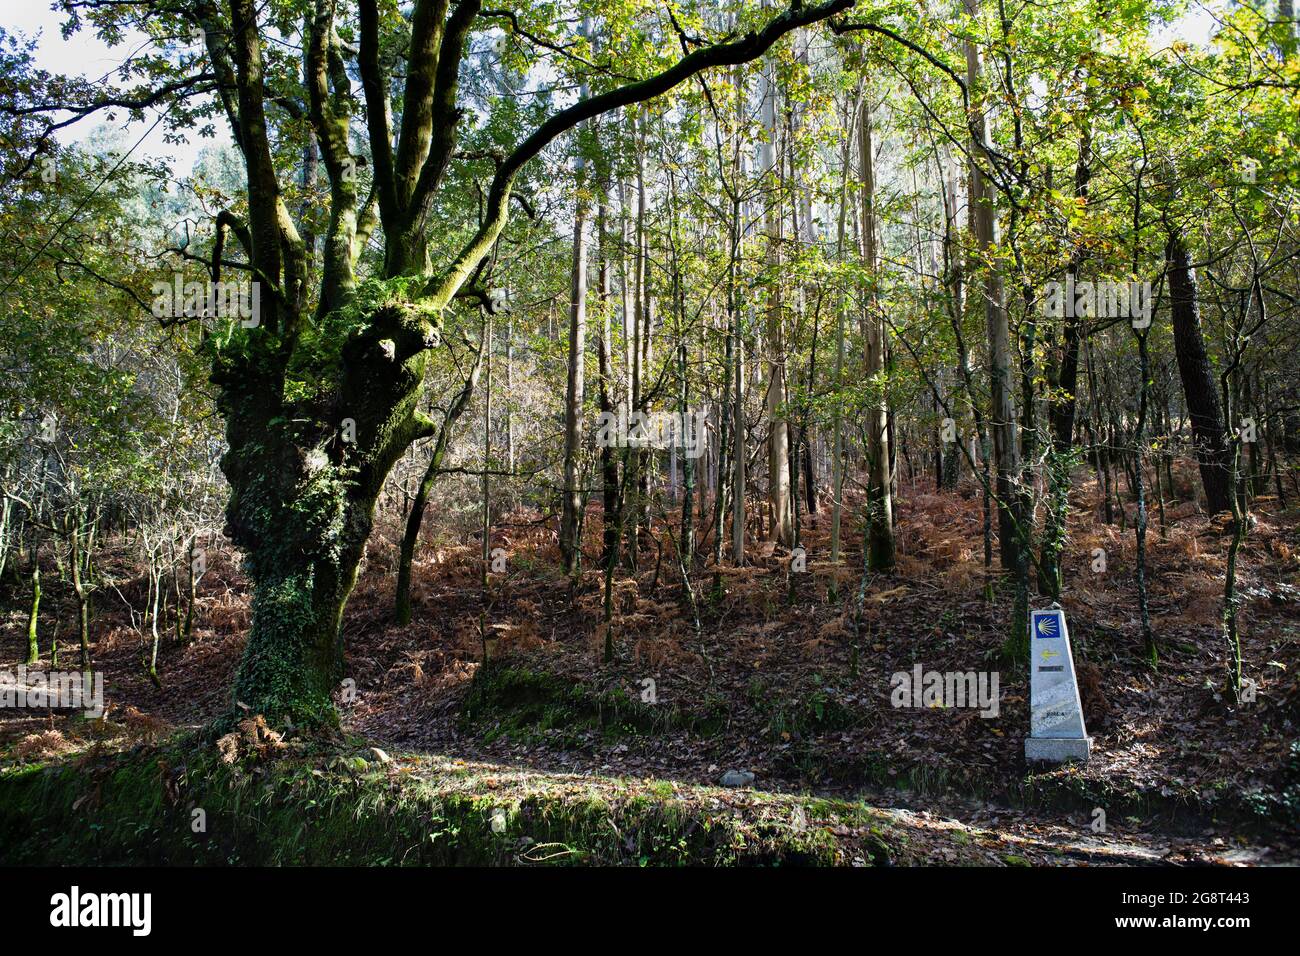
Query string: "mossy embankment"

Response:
xmin=0 ymin=732 xmax=930 ymax=866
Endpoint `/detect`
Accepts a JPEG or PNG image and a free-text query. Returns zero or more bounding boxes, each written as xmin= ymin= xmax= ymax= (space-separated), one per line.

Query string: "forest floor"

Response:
xmin=3 ymin=461 xmax=1299 ymax=865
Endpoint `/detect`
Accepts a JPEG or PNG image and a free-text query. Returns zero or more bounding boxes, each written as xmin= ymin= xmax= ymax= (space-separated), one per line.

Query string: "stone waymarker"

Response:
xmin=1025 ymin=607 xmax=1091 ymax=764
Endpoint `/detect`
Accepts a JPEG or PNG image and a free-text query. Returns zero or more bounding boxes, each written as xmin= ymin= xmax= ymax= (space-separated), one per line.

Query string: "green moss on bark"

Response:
xmin=211 ymin=293 xmax=442 ymax=728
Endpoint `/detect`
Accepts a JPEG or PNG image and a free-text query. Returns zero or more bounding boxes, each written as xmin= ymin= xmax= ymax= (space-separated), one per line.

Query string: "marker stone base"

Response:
xmin=1025 ymin=736 xmax=1092 ymax=765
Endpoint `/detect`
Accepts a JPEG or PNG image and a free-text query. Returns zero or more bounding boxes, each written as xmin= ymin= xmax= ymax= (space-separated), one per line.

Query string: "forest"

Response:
xmin=0 ymin=0 xmax=1298 ymax=885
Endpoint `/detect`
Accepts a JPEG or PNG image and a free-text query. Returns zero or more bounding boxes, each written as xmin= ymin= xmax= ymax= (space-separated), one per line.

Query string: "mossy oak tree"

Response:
xmin=192 ymin=0 xmax=857 ymax=724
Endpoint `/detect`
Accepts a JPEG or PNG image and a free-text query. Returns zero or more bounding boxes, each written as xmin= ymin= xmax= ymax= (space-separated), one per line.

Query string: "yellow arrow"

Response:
xmin=1041 ymin=648 xmax=1059 ymax=662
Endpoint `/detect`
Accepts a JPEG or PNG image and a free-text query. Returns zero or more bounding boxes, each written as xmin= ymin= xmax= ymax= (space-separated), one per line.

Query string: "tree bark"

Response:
xmin=597 ymin=193 xmax=621 ymax=571
xmin=559 ymin=195 xmax=588 ymax=572
xmin=760 ymin=49 xmax=793 ymax=547
xmin=560 ymin=27 xmax=591 ymax=574
xmin=963 ymin=0 xmax=1021 ymax=570
xmin=1167 ymin=233 xmax=1231 ymax=514
xmin=25 ymin=563 xmax=40 ymax=665
xmin=858 ymin=95 xmax=895 ymax=571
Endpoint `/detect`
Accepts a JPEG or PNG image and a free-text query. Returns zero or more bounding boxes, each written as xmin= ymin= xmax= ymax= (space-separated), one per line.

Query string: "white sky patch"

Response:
xmin=7 ymin=5 xmax=227 ymax=173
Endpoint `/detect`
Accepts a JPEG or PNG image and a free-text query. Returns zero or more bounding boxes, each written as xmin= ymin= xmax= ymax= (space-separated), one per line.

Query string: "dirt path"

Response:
xmin=821 ymin=783 xmax=1290 ymax=865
